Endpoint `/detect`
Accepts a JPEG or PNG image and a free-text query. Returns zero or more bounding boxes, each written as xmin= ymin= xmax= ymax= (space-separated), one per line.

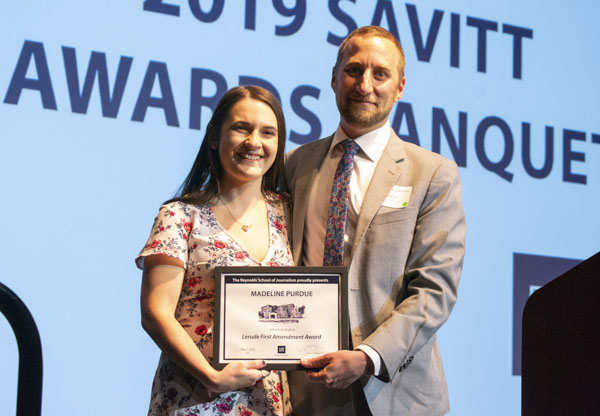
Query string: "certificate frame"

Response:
xmin=213 ymin=266 xmax=349 ymax=370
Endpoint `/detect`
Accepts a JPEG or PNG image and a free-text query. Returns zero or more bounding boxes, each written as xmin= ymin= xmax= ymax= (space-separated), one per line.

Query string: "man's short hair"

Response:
xmin=333 ymin=26 xmax=405 ymax=77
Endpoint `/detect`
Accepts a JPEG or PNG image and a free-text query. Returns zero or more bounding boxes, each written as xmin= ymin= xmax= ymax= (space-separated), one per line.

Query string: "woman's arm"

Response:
xmin=140 ymin=254 xmax=267 ymax=393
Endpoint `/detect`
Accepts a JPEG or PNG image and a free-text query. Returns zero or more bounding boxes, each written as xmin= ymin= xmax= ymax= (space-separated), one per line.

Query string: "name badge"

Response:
xmin=382 ymin=185 xmax=412 ymax=208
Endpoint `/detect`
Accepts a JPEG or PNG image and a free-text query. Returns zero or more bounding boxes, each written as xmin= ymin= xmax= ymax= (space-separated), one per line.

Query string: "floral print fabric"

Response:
xmin=136 ymin=193 xmax=293 ymax=416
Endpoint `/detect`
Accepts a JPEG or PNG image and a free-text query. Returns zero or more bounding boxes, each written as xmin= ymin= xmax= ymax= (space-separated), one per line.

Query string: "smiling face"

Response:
xmin=217 ymin=98 xmax=279 ymax=189
xmin=332 ymin=35 xmax=405 ymax=138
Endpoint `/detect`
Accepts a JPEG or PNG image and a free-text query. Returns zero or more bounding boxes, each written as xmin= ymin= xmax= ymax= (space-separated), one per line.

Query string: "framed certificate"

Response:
xmin=213 ymin=266 xmax=348 ymax=370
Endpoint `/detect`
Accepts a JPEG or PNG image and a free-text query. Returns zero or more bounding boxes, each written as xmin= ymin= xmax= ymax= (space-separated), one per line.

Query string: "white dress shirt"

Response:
xmin=303 ymin=121 xmax=392 ymax=376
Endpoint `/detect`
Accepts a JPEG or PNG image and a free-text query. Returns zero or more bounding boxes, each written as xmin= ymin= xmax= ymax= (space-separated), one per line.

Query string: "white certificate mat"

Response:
xmin=213 ymin=267 xmax=348 ymax=370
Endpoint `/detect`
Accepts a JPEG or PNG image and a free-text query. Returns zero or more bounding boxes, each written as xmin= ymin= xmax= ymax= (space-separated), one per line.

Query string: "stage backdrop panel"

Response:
xmin=1 ymin=1 xmax=599 ymax=414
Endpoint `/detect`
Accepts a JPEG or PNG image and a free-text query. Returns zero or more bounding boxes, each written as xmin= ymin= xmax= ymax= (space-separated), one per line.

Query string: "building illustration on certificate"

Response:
xmin=258 ymin=304 xmax=305 ymax=323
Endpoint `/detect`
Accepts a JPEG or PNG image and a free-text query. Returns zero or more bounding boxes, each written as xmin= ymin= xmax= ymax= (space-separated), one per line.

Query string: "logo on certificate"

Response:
xmin=277 ymin=346 xmax=286 ymax=354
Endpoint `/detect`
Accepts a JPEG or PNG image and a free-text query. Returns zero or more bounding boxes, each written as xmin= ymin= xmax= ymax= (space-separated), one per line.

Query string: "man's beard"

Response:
xmin=338 ymin=97 xmax=391 ymax=128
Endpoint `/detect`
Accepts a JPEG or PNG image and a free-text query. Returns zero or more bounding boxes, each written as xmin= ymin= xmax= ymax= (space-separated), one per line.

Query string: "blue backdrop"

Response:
xmin=1 ymin=1 xmax=599 ymax=414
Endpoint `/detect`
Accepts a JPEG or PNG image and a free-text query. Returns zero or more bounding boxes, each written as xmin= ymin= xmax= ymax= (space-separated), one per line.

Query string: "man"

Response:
xmin=283 ymin=26 xmax=466 ymax=415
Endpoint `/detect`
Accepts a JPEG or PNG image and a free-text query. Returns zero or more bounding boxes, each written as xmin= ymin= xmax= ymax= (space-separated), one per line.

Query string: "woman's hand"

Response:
xmin=208 ymin=360 xmax=269 ymax=393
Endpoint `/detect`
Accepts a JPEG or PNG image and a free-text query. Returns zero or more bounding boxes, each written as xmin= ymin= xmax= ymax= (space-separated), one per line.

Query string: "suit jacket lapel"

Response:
xmin=351 ymin=130 xmax=405 ymax=260
xmin=291 ymin=136 xmax=333 ymax=264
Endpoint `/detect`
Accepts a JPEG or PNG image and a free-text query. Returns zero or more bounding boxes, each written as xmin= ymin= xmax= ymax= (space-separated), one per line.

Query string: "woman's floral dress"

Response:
xmin=136 ymin=192 xmax=293 ymax=416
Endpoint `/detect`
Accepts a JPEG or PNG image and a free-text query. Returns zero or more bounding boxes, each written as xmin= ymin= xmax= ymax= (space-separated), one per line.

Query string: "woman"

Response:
xmin=136 ymin=86 xmax=292 ymax=415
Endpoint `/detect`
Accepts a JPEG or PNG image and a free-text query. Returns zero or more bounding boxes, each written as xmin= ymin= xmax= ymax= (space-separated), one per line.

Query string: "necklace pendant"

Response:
xmin=241 ymin=224 xmax=250 ymax=232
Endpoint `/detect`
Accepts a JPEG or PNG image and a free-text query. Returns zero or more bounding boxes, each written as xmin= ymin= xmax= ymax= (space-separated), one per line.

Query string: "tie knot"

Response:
xmin=341 ymin=139 xmax=360 ymax=157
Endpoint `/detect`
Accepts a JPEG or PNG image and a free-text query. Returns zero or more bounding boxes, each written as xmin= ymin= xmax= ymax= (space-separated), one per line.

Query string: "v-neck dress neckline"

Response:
xmin=209 ymin=199 xmax=273 ymax=264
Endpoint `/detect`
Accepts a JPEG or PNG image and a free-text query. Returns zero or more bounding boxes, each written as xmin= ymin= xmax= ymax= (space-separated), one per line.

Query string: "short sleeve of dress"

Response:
xmin=135 ymin=202 xmax=192 ymax=270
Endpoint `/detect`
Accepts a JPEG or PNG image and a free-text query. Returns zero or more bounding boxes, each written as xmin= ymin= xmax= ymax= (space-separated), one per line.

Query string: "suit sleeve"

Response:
xmin=361 ymin=159 xmax=466 ymax=382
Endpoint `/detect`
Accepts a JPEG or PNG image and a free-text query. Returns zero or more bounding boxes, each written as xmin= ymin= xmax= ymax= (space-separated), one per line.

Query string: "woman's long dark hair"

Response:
xmin=169 ymin=85 xmax=286 ymax=205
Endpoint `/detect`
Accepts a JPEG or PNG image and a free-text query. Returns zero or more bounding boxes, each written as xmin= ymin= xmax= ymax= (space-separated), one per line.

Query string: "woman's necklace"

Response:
xmin=218 ymin=195 xmax=263 ymax=232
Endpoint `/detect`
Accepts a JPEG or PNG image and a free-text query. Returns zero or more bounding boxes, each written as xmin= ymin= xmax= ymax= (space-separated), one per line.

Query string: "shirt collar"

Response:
xmin=330 ymin=121 xmax=391 ymax=162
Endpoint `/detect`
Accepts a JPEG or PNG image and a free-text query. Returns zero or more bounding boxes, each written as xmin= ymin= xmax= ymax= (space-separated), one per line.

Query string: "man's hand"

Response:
xmin=300 ymin=350 xmax=371 ymax=389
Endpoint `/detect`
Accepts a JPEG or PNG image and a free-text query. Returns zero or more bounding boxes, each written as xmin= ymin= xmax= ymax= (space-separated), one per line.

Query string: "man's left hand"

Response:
xmin=300 ymin=350 xmax=371 ymax=389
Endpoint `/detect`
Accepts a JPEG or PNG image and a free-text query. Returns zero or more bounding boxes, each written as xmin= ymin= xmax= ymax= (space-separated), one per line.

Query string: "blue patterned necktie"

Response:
xmin=323 ymin=139 xmax=360 ymax=266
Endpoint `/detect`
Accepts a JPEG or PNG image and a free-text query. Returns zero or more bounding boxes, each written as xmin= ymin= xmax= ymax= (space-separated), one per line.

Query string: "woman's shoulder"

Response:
xmin=264 ymin=191 xmax=290 ymax=227
xmin=162 ymin=191 xmax=217 ymax=210
xmin=158 ymin=199 xmax=210 ymax=219
xmin=264 ymin=190 xmax=290 ymax=206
